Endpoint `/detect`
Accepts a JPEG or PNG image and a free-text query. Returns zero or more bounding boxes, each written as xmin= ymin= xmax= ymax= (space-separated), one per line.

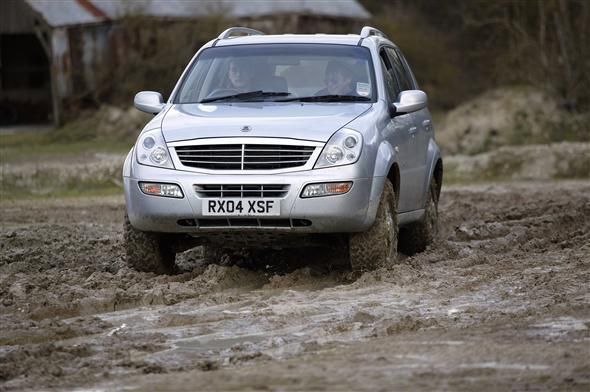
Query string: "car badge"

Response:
xmin=241 ymin=125 xmax=252 ymax=132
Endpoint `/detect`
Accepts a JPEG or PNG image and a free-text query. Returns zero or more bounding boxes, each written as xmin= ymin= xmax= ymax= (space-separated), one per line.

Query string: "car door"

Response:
xmin=378 ymin=47 xmax=420 ymax=213
xmin=383 ymin=47 xmax=424 ymax=211
xmin=394 ymin=47 xmax=431 ymax=207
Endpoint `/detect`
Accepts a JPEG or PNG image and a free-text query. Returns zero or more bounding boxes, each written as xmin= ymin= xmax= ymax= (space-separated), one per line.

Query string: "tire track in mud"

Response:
xmin=0 ymin=182 xmax=589 ymax=390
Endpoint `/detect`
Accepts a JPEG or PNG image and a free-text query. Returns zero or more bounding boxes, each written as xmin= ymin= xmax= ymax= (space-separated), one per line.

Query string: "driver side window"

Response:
xmin=385 ymin=47 xmax=413 ymax=92
xmin=379 ymin=48 xmax=399 ymax=102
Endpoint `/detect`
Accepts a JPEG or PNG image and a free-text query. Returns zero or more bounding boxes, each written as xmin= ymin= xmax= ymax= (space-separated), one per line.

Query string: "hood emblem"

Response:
xmin=241 ymin=125 xmax=252 ymax=132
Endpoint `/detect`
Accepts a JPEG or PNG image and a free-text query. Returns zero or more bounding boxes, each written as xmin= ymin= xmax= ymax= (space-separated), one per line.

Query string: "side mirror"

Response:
xmin=393 ymin=90 xmax=427 ymax=114
xmin=134 ymin=91 xmax=165 ymax=114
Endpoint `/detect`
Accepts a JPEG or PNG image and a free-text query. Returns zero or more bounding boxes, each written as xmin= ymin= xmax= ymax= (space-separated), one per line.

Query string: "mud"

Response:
xmin=0 ymin=181 xmax=589 ymax=391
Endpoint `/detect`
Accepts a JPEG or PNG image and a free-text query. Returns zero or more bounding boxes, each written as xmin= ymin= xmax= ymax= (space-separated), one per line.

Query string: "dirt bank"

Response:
xmin=0 ymin=181 xmax=589 ymax=391
xmin=445 ymin=142 xmax=590 ymax=182
xmin=436 ymin=86 xmax=589 ymax=155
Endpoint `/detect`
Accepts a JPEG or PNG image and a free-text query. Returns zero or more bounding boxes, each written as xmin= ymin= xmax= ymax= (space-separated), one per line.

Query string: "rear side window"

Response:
xmin=385 ymin=47 xmax=414 ymax=92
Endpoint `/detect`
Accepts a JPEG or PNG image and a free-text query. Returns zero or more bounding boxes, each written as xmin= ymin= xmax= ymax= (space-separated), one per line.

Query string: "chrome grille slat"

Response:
xmin=241 ymin=155 xmax=311 ymax=158
xmin=177 ymin=149 xmax=242 ymax=152
xmin=244 ymin=160 xmax=309 ymax=164
xmin=176 ymin=155 xmax=243 ymax=158
xmin=175 ymin=143 xmax=315 ymax=170
xmin=244 ymin=149 xmax=314 ymax=152
xmin=194 ymin=184 xmax=290 ymax=198
xmin=178 ymin=160 xmax=243 ymax=164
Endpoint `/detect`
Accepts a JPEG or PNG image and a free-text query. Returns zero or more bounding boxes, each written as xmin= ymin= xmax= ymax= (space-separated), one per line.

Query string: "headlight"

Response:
xmin=315 ymin=128 xmax=362 ymax=169
xmin=136 ymin=129 xmax=174 ymax=169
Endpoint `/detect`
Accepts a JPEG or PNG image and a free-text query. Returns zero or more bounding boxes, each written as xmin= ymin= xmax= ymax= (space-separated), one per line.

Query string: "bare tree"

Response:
xmin=462 ymin=0 xmax=589 ymax=111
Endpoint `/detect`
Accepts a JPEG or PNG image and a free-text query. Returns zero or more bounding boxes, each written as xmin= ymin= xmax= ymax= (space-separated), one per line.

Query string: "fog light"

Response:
xmin=301 ymin=182 xmax=353 ymax=198
xmin=139 ymin=182 xmax=184 ymax=198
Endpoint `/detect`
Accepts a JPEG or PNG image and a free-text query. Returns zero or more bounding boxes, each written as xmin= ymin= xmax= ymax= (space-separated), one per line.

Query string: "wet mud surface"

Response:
xmin=1 ymin=181 xmax=589 ymax=391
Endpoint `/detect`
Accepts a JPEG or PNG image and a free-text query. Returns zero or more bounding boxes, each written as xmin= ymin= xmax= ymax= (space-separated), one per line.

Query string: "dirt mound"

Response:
xmin=445 ymin=142 xmax=590 ymax=182
xmin=59 ymin=105 xmax=152 ymax=142
xmin=437 ymin=86 xmax=589 ymax=155
xmin=93 ymin=105 xmax=153 ymax=140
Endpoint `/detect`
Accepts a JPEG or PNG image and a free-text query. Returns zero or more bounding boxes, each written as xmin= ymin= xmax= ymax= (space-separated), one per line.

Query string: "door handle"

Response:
xmin=422 ymin=119 xmax=432 ymax=131
xmin=409 ymin=126 xmax=418 ymax=136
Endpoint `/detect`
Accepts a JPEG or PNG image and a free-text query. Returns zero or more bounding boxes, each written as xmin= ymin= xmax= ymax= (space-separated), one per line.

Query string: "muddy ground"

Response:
xmin=0 ymin=181 xmax=589 ymax=391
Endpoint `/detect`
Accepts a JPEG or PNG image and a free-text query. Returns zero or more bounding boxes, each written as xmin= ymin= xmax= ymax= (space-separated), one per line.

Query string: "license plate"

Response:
xmin=203 ymin=198 xmax=281 ymax=216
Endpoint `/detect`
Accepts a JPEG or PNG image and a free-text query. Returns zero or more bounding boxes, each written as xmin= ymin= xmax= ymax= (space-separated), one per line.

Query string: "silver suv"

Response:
xmin=123 ymin=26 xmax=443 ymax=274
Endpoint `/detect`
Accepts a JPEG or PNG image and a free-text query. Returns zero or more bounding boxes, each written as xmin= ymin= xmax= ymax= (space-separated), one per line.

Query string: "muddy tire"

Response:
xmin=123 ymin=215 xmax=178 ymax=274
xmin=349 ymin=179 xmax=398 ymax=272
xmin=398 ymin=177 xmax=439 ymax=255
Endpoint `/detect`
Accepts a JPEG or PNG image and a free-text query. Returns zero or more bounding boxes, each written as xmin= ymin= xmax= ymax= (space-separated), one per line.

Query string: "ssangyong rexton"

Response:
xmin=123 ymin=26 xmax=443 ymax=274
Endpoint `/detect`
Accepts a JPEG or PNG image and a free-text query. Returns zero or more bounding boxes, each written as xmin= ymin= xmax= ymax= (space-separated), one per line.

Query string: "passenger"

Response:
xmin=227 ymin=59 xmax=255 ymax=92
xmin=317 ymin=61 xmax=356 ymax=96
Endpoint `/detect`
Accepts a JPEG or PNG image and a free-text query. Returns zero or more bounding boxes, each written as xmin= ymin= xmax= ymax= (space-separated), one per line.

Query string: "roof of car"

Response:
xmin=213 ymin=33 xmax=389 ymax=47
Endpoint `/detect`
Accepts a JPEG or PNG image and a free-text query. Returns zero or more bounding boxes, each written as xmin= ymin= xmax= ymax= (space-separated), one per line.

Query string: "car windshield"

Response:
xmin=174 ymin=44 xmax=376 ymax=104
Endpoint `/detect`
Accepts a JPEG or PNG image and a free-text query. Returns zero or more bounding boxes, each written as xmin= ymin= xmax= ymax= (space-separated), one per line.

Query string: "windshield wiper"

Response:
xmin=277 ymin=94 xmax=371 ymax=102
xmin=200 ymin=91 xmax=290 ymax=103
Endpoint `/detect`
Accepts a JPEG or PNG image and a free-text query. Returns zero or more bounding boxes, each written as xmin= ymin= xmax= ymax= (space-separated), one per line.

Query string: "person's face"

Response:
xmin=229 ymin=61 xmax=251 ymax=90
xmin=325 ymin=71 xmax=352 ymax=95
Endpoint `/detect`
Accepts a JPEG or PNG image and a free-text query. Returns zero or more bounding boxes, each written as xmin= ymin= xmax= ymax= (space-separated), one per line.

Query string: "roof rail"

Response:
xmin=359 ymin=26 xmax=389 ymax=39
xmin=218 ymin=27 xmax=265 ymax=40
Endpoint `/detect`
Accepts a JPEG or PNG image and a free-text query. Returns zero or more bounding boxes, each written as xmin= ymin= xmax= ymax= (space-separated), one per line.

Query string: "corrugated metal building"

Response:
xmin=0 ymin=0 xmax=370 ymax=126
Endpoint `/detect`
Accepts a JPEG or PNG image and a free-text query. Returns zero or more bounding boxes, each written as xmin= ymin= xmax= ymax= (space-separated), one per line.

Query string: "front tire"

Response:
xmin=398 ymin=177 xmax=439 ymax=255
xmin=123 ymin=215 xmax=178 ymax=274
xmin=349 ymin=179 xmax=398 ymax=272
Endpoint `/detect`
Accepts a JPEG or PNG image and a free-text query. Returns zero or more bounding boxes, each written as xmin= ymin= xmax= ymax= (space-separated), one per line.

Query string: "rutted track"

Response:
xmin=0 ymin=181 xmax=589 ymax=391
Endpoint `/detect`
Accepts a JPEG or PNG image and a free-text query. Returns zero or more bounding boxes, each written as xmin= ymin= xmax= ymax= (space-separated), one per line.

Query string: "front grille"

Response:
xmin=194 ymin=184 xmax=290 ymax=198
xmin=175 ymin=144 xmax=316 ymax=170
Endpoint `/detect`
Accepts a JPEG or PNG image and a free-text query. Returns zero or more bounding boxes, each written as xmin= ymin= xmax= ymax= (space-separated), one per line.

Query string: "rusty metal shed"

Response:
xmin=0 ymin=0 xmax=370 ymax=126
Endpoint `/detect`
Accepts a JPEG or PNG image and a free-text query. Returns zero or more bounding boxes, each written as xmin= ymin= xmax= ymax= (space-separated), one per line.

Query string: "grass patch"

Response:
xmin=0 ymin=130 xmax=132 ymax=163
xmin=1 ymin=124 xmax=129 ymax=199
xmin=39 ymin=186 xmax=123 ymax=199
xmin=0 ymin=106 xmax=143 ymax=163
xmin=0 ymin=178 xmax=123 ymax=201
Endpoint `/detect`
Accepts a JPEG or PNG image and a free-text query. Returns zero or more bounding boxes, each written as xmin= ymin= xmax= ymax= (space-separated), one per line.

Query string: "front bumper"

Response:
xmin=124 ymin=159 xmax=374 ymax=234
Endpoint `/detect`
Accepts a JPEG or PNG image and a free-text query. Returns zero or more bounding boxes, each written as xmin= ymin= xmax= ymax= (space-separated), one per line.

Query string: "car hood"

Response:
xmin=161 ymin=102 xmax=372 ymax=143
